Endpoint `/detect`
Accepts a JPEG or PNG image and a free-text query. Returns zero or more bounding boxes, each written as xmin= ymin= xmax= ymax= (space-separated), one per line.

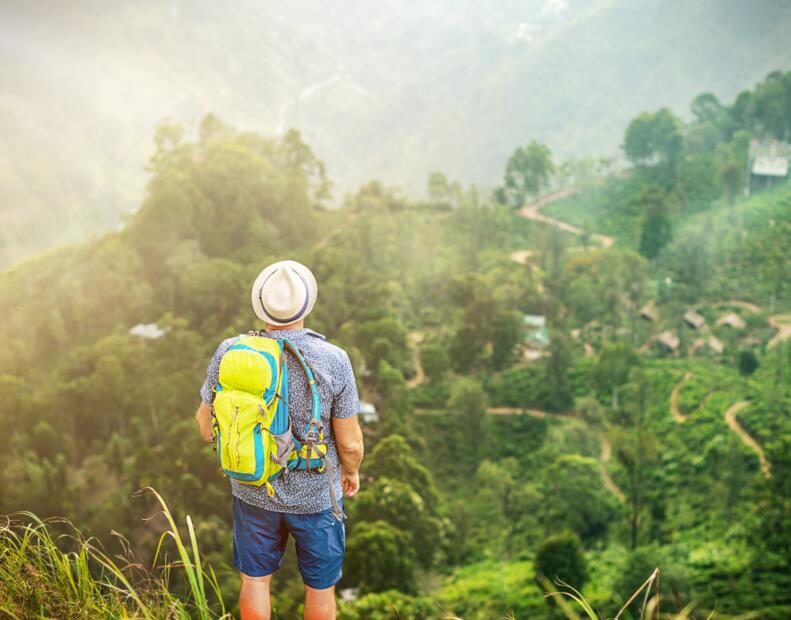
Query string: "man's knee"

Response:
xmin=241 ymin=572 xmax=273 ymax=585
xmin=304 ymin=584 xmax=336 ymax=620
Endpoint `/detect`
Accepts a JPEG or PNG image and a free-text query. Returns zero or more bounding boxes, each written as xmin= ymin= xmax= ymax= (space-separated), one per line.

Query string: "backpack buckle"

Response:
xmin=305 ymin=419 xmax=321 ymax=443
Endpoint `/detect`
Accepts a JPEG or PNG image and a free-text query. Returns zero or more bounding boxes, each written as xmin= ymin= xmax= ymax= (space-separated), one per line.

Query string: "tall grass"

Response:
xmin=535 ymin=570 xmax=760 ymax=620
xmin=0 ymin=487 xmax=229 ymax=619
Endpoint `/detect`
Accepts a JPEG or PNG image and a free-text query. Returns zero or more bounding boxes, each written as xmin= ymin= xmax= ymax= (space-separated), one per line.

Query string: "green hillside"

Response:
xmin=2 ymin=0 xmax=791 ymax=265
xmin=0 ymin=72 xmax=790 ymax=619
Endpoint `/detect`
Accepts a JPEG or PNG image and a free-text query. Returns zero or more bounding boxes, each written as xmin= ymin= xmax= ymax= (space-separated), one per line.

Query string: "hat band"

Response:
xmin=258 ymin=268 xmax=311 ymax=324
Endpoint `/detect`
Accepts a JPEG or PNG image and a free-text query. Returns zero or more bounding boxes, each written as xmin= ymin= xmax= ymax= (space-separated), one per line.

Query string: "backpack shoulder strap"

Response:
xmin=280 ymin=339 xmax=321 ymax=423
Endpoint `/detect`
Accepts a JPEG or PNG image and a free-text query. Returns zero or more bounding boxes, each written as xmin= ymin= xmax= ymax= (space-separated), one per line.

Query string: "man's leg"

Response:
xmin=232 ymin=497 xmax=288 ymax=620
xmin=304 ymin=584 xmax=336 ymax=620
xmin=239 ymin=573 xmax=273 ymax=620
xmin=285 ymin=507 xmax=345 ymax=620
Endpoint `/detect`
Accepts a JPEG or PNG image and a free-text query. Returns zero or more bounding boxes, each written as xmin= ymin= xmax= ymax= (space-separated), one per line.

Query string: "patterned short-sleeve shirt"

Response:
xmin=200 ymin=327 xmax=360 ymax=514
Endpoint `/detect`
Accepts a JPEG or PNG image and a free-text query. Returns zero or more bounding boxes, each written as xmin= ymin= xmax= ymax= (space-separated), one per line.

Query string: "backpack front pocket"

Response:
xmin=214 ymin=394 xmax=267 ymax=484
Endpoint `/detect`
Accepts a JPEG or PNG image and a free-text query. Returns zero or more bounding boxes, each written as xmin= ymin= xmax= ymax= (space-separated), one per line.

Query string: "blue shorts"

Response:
xmin=232 ymin=496 xmax=345 ymax=589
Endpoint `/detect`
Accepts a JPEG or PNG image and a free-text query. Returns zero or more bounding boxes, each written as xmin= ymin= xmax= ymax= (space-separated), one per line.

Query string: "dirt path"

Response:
xmin=487 ymin=406 xmax=576 ymax=421
xmin=406 ymin=331 xmax=425 ymax=388
xmin=693 ymin=300 xmax=762 ymax=314
xmin=515 ymin=187 xmax=615 ymax=248
xmin=669 ymin=372 xmax=693 ymax=423
xmin=724 ymin=401 xmax=771 ymax=478
xmin=599 ymin=434 xmax=626 ymax=504
xmin=768 ymin=314 xmax=791 ymax=348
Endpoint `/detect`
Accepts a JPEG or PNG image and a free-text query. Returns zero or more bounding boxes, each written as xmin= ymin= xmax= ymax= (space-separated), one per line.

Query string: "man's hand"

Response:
xmin=332 ymin=416 xmax=364 ymax=496
xmin=340 ymin=468 xmax=360 ymax=497
xmin=194 ymin=401 xmax=214 ymax=442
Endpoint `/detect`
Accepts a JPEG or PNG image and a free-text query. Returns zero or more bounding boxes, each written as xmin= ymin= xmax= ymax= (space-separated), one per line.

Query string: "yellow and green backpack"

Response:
xmin=211 ymin=333 xmax=342 ymax=516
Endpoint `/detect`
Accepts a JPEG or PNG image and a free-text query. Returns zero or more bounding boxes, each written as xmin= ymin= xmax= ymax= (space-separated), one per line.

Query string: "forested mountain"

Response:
xmin=2 ymin=0 xmax=790 ymax=265
xmin=0 ymin=70 xmax=789 ymax=618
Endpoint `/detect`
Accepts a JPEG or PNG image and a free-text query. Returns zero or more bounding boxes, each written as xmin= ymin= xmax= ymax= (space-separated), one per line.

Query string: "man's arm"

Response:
xmin=332 ymin=416 xmax=364 ymax=497
xmin=195 ymin=401 xmax=214 ymax=442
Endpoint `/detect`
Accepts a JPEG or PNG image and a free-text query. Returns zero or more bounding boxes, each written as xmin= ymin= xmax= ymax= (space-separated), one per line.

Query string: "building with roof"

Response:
xmin=746 ymin=140 xmax=791 ymax=195
xmin=707 ymin=336 xmax=725 ymax=355
xmin=359 ymin=402 xmax=378 ymax=424
xmin=639 ymin=303 xmax=658 ymax=322
xmin=129 ymin=323 xmax=167 ymax=339
xmin=683 ymin=310 xmax=706 ymax=329
xmin=523 ymin=314 xmax=550 ymax=349
xmin=655 ymin=330 xmax=680 ymax=352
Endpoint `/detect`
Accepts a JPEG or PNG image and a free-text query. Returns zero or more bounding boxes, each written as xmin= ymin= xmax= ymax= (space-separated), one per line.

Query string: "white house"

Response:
xmin=359 ymin=401 xmax=378 ymax=424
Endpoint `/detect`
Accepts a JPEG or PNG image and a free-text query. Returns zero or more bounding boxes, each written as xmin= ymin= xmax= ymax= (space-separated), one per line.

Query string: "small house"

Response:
xmin=523 ymin=314 xmax=550 ymax=349
xmin=655 ymin=330 xmax=680 ymax=352
xmin=129 ymin=323 xmax=167 ymax=339
xmin=707 ymin=336 xmax=724 ymax=355
xmin=683 ymin=310 xmax=706 ymax=329
xmin=717 ymin=313 xmax=746 ymax=329
xmin=747 ymin=140 xmax=791 ymax=195
xmin=359 ymin=402 xmax=379 ymax=424
xmin=523 ymin=314 xmax=546 ymax=329
xmin=639 ymin=303 xmax=658 ymax=322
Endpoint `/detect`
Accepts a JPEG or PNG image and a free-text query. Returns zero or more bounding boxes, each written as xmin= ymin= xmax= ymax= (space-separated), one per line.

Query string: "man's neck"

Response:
xmin=265 ymin=320 xmax=305 ymax=332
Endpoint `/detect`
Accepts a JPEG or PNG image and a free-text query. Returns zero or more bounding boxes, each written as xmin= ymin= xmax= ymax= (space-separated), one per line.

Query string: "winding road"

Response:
xmin=692 ymin=300 xmax=762 ymax=314
xmin=515 ymin=187 xmax=615 ymax=248
xmin=406 ymin=331 xmax=425 ymax=388
xmin=669 ymin=372 xmax=693 ymax=423
xmin=668 ymin=373 xmax=770 ymax=477
xmin=598 ymin=434 xmax=626 ymax=504
xmin=724 ymin=401 xmax=771 ymax=478
xmin=768 ymin=314 xmax=791 ymax=348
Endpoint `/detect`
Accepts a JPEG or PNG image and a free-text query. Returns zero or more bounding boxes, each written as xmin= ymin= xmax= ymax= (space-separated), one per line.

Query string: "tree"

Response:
xmin=542 ymin=455 xmax=616 ymax=543
xmin=610 ymin=370 xmax=659 ymax=550
xmin=690 ymin=92 xmax=723 ymax=125
xmin=468 ymin=459 xmax=543 ymax=559
xmin=574 ymin=401 xmax=602 ymax=433
xmin=738 ymin=350 xmax=759 ymax=377
xmin=448 ymin=378 xmax=488 ymax=468
xmin=535 ymin=532 xmax=588 ymax=591
xmin=545 ymin=331 xmax=573 ymax=412
xmin=427 ymin=171 xmax=461 ymax=208
xmin=623 ymin=108 xmax=683 ymax=172
xmin=591 ymin=343 xmax=639 ymax=409
xmin=419 ymin=342 xmax=450 ymax=384
xmin=499 ymin=141 xmax=554 ymax=208
xmin=637 ymin=187 xmax=673 ymax=262
xmin=375 ymin=360 xmax=410 ymax=435
xmin=365 ymin=435 xmax=439 ymax=510
xmin=350 ymin=477 xmax=439 ymax=567
xmin=354 ymin=317 xmax=411 ymax=376
xmin=344 ymin=521 xmax=416 ymax=594
xmin=491 ymin=310 xmax=523 ymax=370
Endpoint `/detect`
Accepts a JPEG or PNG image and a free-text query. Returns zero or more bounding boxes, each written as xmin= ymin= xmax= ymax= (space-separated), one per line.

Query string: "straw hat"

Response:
xmin=251 ymin=260 xmax=318 ymax=326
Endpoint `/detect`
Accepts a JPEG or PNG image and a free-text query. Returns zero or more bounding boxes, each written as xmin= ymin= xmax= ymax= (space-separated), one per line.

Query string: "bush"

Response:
xmin=534 ymin=532 xmax=588 ymax=591
xmin=344 ymin=521 xmax=416 ymax=594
